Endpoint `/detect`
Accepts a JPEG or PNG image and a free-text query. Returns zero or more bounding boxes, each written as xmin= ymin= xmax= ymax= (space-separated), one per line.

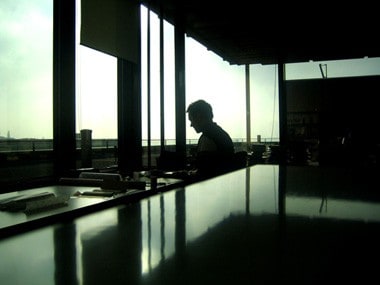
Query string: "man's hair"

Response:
xmin=186 ymin=99 xmax=213 ymax=120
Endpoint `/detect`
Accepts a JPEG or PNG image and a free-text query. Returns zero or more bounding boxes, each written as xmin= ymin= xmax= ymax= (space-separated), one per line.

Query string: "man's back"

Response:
xmin=186 ymin=99 xmax=235 ymax=179
xmin=195 ymin=122 xmax=235 ymax=178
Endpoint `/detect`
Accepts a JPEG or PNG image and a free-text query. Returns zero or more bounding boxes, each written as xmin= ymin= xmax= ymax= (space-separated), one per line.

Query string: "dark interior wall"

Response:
xmin=286 ymin=75 xmax=380 ymax=165
xmin=287 ymin=75 xmax=379 ymax=140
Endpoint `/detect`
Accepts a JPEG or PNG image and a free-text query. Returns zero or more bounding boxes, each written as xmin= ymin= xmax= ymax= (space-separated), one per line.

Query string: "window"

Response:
xmin=249 ymin=64 xmax=280 ymax=144
xmin=0 ymin=0 xmax=53 ymax=191
xmin=75 ymin=46 xmax=118 ymax=169
xmin=75 ymin=0 xmax=118 ymax=170
xmin=185 ymin=38 xmax=246 ymax=149
xmin=141 ymin=7 xmax=176 ymax=167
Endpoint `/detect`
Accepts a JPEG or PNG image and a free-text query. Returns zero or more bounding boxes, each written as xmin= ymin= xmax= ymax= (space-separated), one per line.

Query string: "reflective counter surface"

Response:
xmin=1 ymin=164 xmax=380 ymax=284
xmin=0 ymin=177 xmax=183 ymax=237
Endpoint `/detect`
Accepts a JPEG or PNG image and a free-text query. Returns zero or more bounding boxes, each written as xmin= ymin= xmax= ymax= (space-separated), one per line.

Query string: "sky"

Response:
xmin=1 ymin=1 xmax=380 ymax=141
xmin=0 ymin=0 xmax=53 ymax=139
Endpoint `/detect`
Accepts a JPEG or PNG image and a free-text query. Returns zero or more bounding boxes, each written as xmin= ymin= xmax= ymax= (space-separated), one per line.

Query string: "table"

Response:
xmin=0 ymin=177 xmax=183 ymax=238
xmin=1 ymin=164 xmax=380 ymax=284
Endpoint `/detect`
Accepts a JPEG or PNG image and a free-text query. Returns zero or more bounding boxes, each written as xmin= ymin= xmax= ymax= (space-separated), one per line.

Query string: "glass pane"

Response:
xmin=285 ymin=57 xmax=380 ymax=80
xmin=250 ymin=64 xmax=280 ymax=144
xmin=163 ymin=22 xmax=175 ymax=148
xmin=0 ymin=0 xmax=53 ymax=191
xmin=141 ymin=7 xmax=176 ymax=168
xmin=141 ymin=8 xmax=161 ymax=167
xmin=185 ymin=37 xmax=246 ymax=152
xmin=76 ymin=0 xmax=118 ymax=170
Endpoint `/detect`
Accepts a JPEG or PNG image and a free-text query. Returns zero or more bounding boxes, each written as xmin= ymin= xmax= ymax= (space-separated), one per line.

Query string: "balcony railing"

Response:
xmin=0 ymin=138 xmax=279 ymax=153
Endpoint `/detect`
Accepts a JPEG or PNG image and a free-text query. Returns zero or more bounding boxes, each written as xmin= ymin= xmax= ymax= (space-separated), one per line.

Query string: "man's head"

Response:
xmin=186 ymin=99 xmax=213 ymax=133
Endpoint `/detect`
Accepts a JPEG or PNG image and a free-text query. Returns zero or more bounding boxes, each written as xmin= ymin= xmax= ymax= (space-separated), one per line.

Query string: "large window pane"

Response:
xmin=141 ymin=8 xmax=161 ymax=159
xmin=0 ymin=0 xmax=53 ymax=191
xmin=76 ymin=0 xmax=118 ymax=170
xmin=250 ymin=64 xmax=280 ymax=144
xmin=185 ymin=38 xmax=246 ymax=151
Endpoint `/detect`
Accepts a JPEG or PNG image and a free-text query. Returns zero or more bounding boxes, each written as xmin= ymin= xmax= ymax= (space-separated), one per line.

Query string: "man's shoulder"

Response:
xmin=207 ymin=123 xmax=229 ymax=137
xmin=198 ymin=135 xmax=217 ymax=152
xmin=203 ymin=122 xmax=234 ymax=150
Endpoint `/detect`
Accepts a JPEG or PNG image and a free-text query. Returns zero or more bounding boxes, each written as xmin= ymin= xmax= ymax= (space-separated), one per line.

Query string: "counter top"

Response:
xmin=0 ymin=177 xmax=183 ymax=237
xmin=1 ymin=164 xmax=379 ymax=284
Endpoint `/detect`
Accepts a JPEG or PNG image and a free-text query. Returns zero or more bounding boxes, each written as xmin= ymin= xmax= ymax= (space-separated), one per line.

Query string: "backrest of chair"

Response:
xmin=232 ymin=151 xmax=248 ymax=170
xmin=156 ymin=150 xmax=185 ymax=170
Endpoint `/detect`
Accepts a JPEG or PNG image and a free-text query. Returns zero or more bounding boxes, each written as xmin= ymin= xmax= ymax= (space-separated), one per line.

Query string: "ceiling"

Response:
xmin=139 ymin=0 xmax=380 ymax=65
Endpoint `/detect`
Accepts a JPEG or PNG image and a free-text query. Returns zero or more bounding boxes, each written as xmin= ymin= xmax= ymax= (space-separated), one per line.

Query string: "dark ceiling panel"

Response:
xmin=140 ymin=0 xmax=380 ymax=65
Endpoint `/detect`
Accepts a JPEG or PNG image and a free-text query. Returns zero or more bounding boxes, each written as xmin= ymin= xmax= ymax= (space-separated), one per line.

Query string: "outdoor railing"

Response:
xmin=0 ymin=138 xmax=279 ymax=153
